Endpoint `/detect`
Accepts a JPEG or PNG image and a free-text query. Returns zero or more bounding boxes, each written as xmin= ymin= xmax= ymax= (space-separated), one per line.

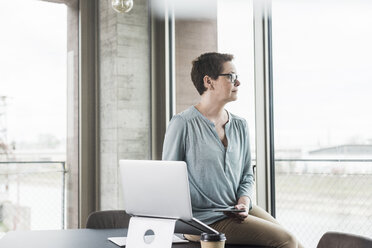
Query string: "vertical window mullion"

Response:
xmin=253 ymin=0 xmax=275 ymax=215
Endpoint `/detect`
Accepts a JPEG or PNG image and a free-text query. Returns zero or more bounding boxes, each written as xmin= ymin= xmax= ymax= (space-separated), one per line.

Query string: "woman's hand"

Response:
xmin=222 ymin=204 xmax=248 ymax=222
xmin=234 ymin=203 xmax=249 ymax=220
xmin=223 ymin=196 xmax=250 ymax=222
xmin=230 ymin=196 xmax=251 ymax=221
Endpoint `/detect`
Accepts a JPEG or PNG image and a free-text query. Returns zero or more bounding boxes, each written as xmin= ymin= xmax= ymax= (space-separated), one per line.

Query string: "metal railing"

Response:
xmin=0 ymin=161 xmax=66 ymax=232
xmin=275 ymin=158 xmax=372 ymax=162
xmin=1 ymin=158 xmax=371 ymax=246
xmin=274 ymin=158 xmax=372 ymax=247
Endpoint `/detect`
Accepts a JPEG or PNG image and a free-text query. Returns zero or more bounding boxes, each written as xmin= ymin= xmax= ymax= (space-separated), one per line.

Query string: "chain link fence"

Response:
xmin=0 ymin=161 xmax=66 ymax=236
xmin=275 ymin=160 xmax=372 ymax=247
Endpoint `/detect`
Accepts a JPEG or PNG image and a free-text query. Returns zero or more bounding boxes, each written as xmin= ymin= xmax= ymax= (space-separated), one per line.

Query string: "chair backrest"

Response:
xmin=86 ymin=210 xmax=131 ymax=229
xmin=317 ymin=232 xmax=372 ymax=248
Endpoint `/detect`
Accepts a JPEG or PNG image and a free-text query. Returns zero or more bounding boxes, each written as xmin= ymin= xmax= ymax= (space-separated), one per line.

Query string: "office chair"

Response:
xmin=86 ymin=210 xmax=131 ymax=229
xmin=317 ymin=232 xmax=372 ymax=248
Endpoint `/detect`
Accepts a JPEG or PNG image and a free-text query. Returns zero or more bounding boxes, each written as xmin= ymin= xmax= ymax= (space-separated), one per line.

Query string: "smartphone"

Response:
xmin=213 ymin=208 xmax=245 ymax=213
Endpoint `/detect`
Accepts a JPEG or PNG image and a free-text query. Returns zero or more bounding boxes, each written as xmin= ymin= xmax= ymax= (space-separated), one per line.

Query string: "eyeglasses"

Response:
xmin=218 ymin=73 xmax=238 ymax=84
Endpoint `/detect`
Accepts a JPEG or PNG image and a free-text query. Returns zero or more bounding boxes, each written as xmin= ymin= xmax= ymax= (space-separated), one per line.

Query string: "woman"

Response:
xmin=162 ymin=52 xmax=303 ymax=248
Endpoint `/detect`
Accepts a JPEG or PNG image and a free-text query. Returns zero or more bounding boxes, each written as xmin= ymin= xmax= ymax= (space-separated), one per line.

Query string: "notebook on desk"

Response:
xmin=119 ymin=160 xmax=218 ymax=235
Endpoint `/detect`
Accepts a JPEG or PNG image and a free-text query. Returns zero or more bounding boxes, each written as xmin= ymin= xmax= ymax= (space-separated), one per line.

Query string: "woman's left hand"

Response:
xmin=234 ymin=196 xmax=251 ymax=221
xmin=223 ymin=196 xmax=250 ymax=221
xmin=233 ymin=203 xmax=249 ymax=221
xmin=223 ymin=203 xmax=249 ymax=221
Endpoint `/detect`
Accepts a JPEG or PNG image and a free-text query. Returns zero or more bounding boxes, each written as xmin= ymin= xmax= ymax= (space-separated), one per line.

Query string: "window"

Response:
xmin=272 ymin=0 xmax=372 ymax=246
xmin=0 ymin=0 xmax=79 ymax=234
xmin=218 ymin=0 xmax=256 ymax=162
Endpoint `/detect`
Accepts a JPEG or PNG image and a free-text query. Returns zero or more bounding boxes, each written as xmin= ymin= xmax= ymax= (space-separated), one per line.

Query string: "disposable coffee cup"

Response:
xmin=200 ymin=233 xmax=226 ymax=248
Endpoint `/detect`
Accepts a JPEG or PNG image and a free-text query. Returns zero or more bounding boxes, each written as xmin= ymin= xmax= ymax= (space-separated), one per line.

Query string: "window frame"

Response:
xmin=253 ymin=0 xmax=276 ymax=216
xmin=79 ymin=0 xmax=99 ymax=227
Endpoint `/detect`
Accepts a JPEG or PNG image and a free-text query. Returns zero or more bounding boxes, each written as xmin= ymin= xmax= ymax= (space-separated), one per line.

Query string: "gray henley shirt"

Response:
xmin=162 ymin=106 xmax=254 ymax=225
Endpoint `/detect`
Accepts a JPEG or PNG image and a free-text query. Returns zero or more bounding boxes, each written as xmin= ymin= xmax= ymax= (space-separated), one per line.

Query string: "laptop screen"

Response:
xmin=119 ymin=160 xmax=193 ymax=220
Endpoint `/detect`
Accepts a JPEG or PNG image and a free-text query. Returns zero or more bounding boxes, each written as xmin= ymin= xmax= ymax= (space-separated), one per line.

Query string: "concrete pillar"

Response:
xmin=66 ymin=0 xmax=79 ymax=229
xmin=98 ymin=0 xmax=151 ymax=209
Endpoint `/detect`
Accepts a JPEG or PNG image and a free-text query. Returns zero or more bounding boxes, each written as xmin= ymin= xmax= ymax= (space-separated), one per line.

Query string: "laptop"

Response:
xmin=119 ymin=160 xmax=218 ymax=235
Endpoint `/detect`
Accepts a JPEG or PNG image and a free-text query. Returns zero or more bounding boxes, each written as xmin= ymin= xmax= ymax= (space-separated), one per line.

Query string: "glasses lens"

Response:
xmin=231 ymin=74 xmax=237 ymax=83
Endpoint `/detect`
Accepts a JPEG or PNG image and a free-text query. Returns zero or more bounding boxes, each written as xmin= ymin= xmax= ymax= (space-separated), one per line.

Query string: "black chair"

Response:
xmin=86 ymin=210 xmax=131 ymax=229
xmin=317 ymin=232 xmax=372 ymax=248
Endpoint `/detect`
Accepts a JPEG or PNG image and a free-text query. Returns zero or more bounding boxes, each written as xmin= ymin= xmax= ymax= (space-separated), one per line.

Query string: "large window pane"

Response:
xmin=272 ymin=0 xmax=372 ymax=247
xmin=0 ymin=0 xmax=70 ymax=234
xmin=218 ymin=0 xmax=256 ymax=161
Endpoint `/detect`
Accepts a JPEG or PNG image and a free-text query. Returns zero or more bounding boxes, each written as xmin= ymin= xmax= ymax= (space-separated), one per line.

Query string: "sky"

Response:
xmin=0 ymin=0 xmax=67 ymax=144
xmin=271 ymin=0 xmax=372 ymax=150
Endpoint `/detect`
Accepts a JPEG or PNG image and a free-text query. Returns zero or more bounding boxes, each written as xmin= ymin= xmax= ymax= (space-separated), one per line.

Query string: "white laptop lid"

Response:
xmin=119 ymin=160 xmax=193 ymax=220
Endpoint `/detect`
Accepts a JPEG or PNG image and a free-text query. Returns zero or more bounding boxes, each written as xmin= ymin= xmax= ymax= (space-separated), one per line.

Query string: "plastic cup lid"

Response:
xmin=200 ymin=232 xmax=226 ymax=242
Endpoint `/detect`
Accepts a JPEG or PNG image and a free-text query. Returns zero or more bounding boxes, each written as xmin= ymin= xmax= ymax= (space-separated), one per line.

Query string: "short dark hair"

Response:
xmin=191 ymin=52 xmax=234 ymax=95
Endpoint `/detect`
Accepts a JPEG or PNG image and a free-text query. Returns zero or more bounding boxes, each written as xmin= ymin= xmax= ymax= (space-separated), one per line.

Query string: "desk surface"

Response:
xmin=0 ymin=228 xmax=264 ymax=248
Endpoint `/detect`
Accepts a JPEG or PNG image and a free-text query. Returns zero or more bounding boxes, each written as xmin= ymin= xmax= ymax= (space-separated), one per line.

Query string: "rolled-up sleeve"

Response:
xmin=162 ymin=115 xmax=187 ymax=161
xmin=237 ymin=120 xmax=254 ymax=207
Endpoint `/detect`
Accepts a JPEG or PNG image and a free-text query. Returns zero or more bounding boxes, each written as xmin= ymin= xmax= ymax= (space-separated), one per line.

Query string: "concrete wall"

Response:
xmin=174 ymin=10 xmax=218 ymax=114
xmin=98 ymin=0 xmax=150 ymax=209
xmin=175 ymin=19 xmax=217 ymax=113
